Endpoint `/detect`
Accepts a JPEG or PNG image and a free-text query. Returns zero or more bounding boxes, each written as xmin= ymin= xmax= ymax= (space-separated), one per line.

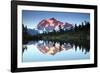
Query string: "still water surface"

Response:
xmin=22 ymin=40 xmax=90 ymax=62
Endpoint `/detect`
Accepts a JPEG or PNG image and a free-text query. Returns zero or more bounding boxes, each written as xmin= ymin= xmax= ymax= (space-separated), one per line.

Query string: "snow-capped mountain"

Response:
xmin=37 ymin=18 xmax=73 ymax=31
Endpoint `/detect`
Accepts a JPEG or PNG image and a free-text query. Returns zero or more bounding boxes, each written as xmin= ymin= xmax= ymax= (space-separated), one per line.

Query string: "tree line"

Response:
xmin=22 ymin=21 xmax=90 ymax=42
xmin=40 ymin=21 xmax=90 ymax=36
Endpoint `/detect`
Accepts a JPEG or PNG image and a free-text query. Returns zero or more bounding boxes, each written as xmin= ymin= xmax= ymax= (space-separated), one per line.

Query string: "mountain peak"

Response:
xmin=50 ymin=18 xmax=56 ymax=20
xmin=37 ymin=18 xmax=73 ymax=31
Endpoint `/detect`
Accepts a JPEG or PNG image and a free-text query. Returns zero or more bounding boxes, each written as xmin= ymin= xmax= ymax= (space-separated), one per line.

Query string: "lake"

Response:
xmin=22 ymin=40 xmax=90 ymax=62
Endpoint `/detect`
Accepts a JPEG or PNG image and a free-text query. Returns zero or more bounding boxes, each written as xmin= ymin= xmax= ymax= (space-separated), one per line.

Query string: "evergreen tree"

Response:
xmin=59 ymin=25 xmax=64 ymax=32
xmin=53 ymin=29 xmax=56 ymax=33
xmin=78 ymin=24 xmax=81 ymax=30
xmin=75 ymin=24 xmax=78 ymax=31
xmin=81 ymin=22 xmax=84 ymax=30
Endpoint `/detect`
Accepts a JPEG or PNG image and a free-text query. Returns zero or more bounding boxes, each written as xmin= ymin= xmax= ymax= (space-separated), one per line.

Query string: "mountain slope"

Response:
xmin=37 ymin=18 xmax=73 ymax=31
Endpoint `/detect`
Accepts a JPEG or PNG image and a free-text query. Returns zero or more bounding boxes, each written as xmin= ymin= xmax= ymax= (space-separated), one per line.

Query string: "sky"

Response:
xmin=22 ymin=10 xmax=90 ymax=29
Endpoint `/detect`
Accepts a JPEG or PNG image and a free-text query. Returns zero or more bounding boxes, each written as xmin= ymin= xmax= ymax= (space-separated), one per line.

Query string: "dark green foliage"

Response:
xmin=75 ymin=24 xmax=78 ymax=31
xmin=74 ymin=21 xmax=90 ymax=32
xmin=59 ymin=25 xmax=64 ymax=32
xmin=22 ymin=24 xmax=42 ymax=44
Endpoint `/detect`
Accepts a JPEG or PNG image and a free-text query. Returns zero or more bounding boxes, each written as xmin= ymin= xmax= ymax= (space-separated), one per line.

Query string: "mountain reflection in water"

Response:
xmin=37 ymin=41 xmax=73 ymax=55
xmin=22 ymin=40 xmax=90 ymax=62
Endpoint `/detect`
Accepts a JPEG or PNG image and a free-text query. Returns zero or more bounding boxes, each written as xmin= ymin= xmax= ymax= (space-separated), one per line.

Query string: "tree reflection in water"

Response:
xmin=22 ymin=40 xmax=90 ymax=55
xmin=22 ymin=45 xmax=27 ymax=53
